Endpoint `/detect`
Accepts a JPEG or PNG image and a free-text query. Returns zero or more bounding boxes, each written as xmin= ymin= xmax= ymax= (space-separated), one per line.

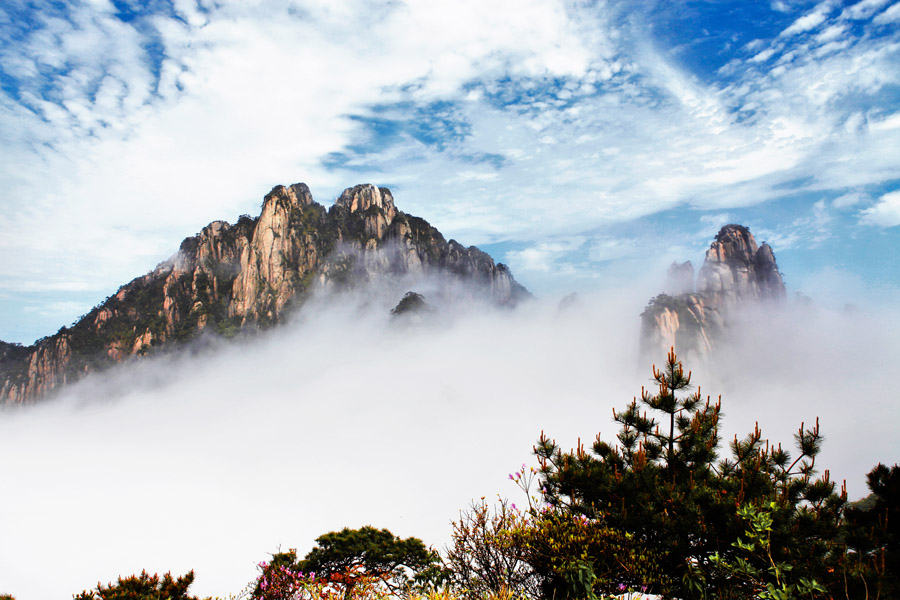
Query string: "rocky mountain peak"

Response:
xmin=335 ymin=184 xmax=398 ymax=240
xmin=1 ymin=181 xmax=528 ymax=405
xmin=754 ymin=242 xmax=785 ymax=302
xmin=336 ymin=184 xmax=396 ymax=217
xmin=641 ymin=224 xmax=786 ymax=363
xmin=266 ymin=183 xmax=314 ymax=210
xmin=390 ymin=291 xmax=435 ymax=324
xmin=701 ymin=224 xmax=757 ymax=272
xmin=697 ymin=224 xmax=785 ymax=310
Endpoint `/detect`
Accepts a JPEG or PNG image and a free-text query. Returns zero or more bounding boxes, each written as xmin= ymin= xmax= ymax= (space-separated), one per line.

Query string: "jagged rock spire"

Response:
xmin=640 ymin=224 xmax=786 ymax=364
xmin=696 ymin=224 xmax=785 ymax=311
xmin=335 ymin=184 xmax=398 ymax=240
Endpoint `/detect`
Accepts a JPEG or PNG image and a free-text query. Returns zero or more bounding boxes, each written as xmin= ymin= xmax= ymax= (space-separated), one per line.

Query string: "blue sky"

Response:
xmin=1 ymin=0 xmax=899 ymax=344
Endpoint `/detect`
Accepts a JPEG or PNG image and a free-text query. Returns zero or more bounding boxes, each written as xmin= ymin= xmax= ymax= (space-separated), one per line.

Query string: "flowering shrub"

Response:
xmin=444 ymin=497 xmax=539 ymax=600
xmin=445 ymin=480 xmax=660 ymax=600
xmin=251 ymin=550 xmax=311 ymax=600
xmin=249 ymin=561 xmax=392 ymax=600
xmin=501 ymin=506 xmax=661 ymax=600
xmin=247 ymin=527 xmax=441 ymax=600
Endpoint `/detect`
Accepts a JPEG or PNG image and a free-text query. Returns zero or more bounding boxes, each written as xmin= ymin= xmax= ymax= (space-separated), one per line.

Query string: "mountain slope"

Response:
xmin=0 ymin=183 xmax=528 ymax=405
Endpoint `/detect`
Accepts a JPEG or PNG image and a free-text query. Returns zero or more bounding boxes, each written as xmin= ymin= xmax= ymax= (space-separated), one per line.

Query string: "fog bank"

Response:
xmin=1 ymin=289 xmax=897 ymax=599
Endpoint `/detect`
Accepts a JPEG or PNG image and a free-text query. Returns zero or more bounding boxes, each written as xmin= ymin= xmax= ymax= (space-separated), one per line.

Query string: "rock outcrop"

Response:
xmin=640 ymin=225 xmax=785 ymax=363
xmin=389 ymin=291 xmax=435 ymax=326
xmin=696 ymin=225 xmax=785 ymax=311
xmin=1 ymin=182 xmax=529 ymax=405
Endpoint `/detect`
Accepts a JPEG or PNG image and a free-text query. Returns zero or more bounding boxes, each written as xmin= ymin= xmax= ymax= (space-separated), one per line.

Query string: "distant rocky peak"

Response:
xmin=390 ymin=291 xmax=434 ymax=322
xmin=335 ymin=184 xmax=398 ymax=240
xmin=640 ymin=224 xmax=785 ymax=364
xmin=706 ymin=224 xmax=758 ymax=266
xmin=265 ymin=183 xmax=313 ymax=209
xmin=753 ymin=242 xmax=785 ymax=302
xmin=255 ymin=184 xmax=314 ymax=227
xmin=696 ymin=224 xmax=785 ymax=309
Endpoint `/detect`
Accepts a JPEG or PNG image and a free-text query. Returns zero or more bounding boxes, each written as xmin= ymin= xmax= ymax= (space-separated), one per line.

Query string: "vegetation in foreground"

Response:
xmin=4 ymin=351 xmax=895 ymax=600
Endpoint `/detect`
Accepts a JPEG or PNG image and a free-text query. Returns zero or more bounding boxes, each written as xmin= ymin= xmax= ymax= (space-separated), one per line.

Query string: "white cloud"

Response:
xmin=780 ymin=4 xmax=833 ymax=36
xmin=588 ymin=237 xmax=636 ymax=262
xmin=771 ymin=0 xmax=796 ymax=12
xmin=840 ymin=0 xmax=893 ymax=20
xmin=506 ymin=240 xmax=582 ymax=273
xmin=815 ymin=23 xmax=848 ymax=43
xmin=873 ymin=1 xmax=900 ymax=23
xmin=831 ymin=191 xmax=868 ymax=208
xmin=859 ymin=190 xmax=900 ymax=226
xmin=751 ymin=47 xmax=778 ymax=62
xmin=699 ymin=213 xmax=730 ymax=225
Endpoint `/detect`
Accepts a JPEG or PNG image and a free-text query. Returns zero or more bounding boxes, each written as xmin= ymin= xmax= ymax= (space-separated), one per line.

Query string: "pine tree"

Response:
xmin=74 ymin=570 xmax=201 ymax=600
xmin=837 ymin=463 xmax=900 ymax=597
xmin=534 ymin=349 xmax=846 ymax=599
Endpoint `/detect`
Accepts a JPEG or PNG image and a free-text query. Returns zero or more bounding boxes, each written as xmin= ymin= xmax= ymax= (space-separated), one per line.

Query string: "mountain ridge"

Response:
xmin=0 ymin=182 xmax=529 ymax=405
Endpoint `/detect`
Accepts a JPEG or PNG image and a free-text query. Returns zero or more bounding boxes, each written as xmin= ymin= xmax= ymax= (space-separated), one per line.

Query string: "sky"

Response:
xmin=1 ymin=1 xmax=900 ymax=598
xmin=0 ymin=0 xmax=899 ymax=345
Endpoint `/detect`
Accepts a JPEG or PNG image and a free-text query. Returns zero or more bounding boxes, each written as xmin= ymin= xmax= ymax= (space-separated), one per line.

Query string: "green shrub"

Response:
xmin=250 ymin=527 xmax=440 ymax=600
xmin=444 ymin=499 xmax=539 ymax=599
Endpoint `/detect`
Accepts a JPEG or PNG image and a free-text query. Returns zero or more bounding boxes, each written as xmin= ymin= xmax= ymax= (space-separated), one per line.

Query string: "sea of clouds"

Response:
xmin=1 ymin=281 xmax=897 ymax=598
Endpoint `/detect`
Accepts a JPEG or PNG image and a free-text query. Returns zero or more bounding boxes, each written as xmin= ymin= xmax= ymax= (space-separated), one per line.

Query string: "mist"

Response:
xmin=1 ymin=283 xmax=898 ymax=599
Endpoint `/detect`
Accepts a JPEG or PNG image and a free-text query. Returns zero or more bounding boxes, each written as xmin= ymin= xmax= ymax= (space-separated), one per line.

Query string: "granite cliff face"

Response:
xmin=1 ymin=183 xmax=528 ymax=405
xmin=696 ymin=225 xmax=786 ymax=310
xmin=640 ymin=225 xmax=785 ymax=363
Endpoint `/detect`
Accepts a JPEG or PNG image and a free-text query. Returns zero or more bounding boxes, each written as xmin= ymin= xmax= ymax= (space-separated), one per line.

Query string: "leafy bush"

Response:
xmin=505 ymin=507 xmax=662 ymax=600
xmin=443 ymin=498 xmax=539 ymax=599
xmin=710 ymin=502 xmax=827 ymax=599
xmin=250 ymin=527 xmax=440 ymax=600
